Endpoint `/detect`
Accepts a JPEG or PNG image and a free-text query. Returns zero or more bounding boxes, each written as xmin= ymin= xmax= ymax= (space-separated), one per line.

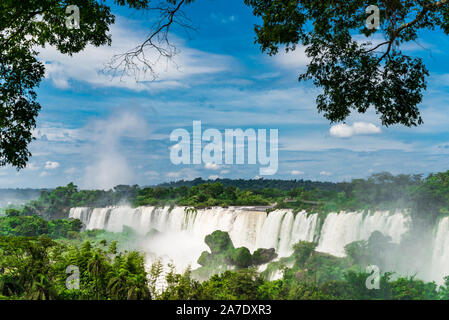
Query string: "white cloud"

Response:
xmin=25 ymin=163 xmax=40 ymax=171
xmin=167 ymin=172 xmax=181 ymax=178
xmin=45 ymin=161 xmax=60 ymax=170
xmin=205 ymin=163 xmax=221 ymax=170
xmin=320 ymin=171 xmax=332 ymax=176
xmin=280 ymin=134 xmax=412 ymax=152
xmin=33 ymin=126 xmax=80 ymax=142
xmin=38 ymin=19 xmax=232 ymax=92
xmin=208 ymin=175 xmax=221 ymax=180
xmin=330 ymin=122 xmax=381 ymax=138
xmin=271 ymin=46 xmax=310 ymax=70
xmin=220 ymin=170 xmax=230 ymax=174
xmin=291 ymin=170 xmax=305 ymax=175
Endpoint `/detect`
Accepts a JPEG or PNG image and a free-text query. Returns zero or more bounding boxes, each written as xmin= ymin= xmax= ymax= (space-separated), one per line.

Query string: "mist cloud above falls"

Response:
xmin=82 ymin=111 xmax=149 ymax=190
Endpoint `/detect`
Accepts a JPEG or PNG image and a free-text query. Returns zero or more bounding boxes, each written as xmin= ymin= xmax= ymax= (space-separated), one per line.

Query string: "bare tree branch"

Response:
xmin=104 ymin=0 xmax=196 ymax=82
xmin=364 ymin=0 xmax=449 ymax=64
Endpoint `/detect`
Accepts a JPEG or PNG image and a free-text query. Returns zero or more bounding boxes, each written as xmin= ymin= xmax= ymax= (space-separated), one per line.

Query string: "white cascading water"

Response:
xmin=69 ymin=206 xmax=410 ymax=274
xmin=316 ymin=210 xmax=411 ymax=257
xmin=431 ymin=217 xmax=449 ymax=284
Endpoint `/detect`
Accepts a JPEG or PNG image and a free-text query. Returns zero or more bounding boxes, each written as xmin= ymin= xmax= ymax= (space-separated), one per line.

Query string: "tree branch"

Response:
xmin=105 ymin=0 xmax=195 ymax=81
xmin=364 ymin=0 xmax=449 ymax=64
xmin=0 ymin=9 xmax=46 ymax=49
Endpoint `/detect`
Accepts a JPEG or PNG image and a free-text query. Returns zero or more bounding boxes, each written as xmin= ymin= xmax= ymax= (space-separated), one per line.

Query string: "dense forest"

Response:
xmin=159 ymin=177 xmax=342 ymax=191
xmin=1 ymin=210 xmax=448 ymax=300
xmin=2 ymin=171 xmax=449 ymax=300
xmin=11 ymin=171 xmax=449 ymax=226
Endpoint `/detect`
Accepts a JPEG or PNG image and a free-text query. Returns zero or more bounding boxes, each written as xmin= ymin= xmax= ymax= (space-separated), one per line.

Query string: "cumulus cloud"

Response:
xmin=320 ymin=171 xmax=332 ymax=176
xmin=208 ymin=175 xmax=221 ymax=180
xmin=330 ymin=122 xmax=381 ymax=138
xmin=291 ymin=170 xmax=305 ymax=175
xmin=33 ymin=126 xmax=80 ymax=142
xmin=205 ymin=163 xmax=221 ymax=170
xmin=45 ymin=161 xmax=60 ymax=170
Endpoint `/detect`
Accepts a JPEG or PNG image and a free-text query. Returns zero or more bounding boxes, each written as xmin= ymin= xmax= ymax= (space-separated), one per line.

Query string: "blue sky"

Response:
xmin=2 ymin=0 xmax=449 ymax=189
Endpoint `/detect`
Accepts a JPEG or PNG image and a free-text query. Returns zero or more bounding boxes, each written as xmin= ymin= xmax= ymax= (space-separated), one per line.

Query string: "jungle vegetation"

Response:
xmin=13 ymin=170 xmax=449 ymax=226
xmin=2 ymin=170 xmax=449 ymax=299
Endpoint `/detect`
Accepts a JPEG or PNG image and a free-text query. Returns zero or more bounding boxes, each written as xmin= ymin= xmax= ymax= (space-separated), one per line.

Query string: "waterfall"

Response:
xmin=255 ymin=210 xmax=285 ymax=252
xmin=69 ymin=206 xmax=410 ymax=274
xmin=316 ymin=210 xmax=410 ymax=257
xmin=431 ymin=217 xmax=449 ymax=284
xmin=290 ymin=211 xmax=319 ymax=244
